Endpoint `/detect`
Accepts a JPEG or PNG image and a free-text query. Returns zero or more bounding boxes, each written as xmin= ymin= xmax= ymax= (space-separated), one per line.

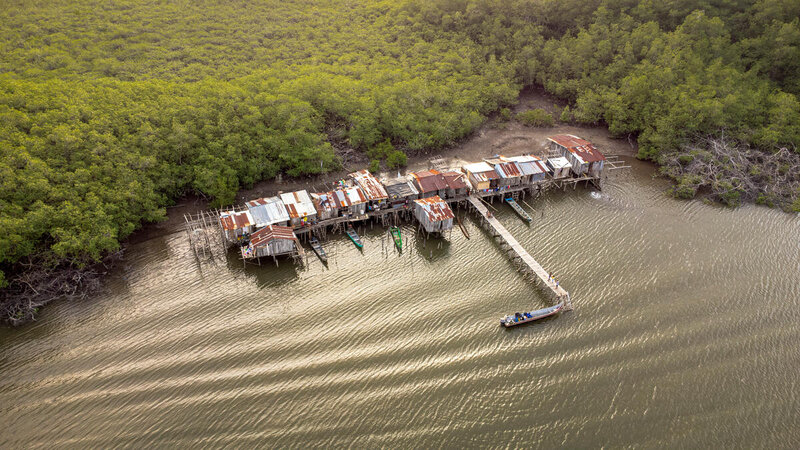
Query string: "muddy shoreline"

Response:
xmin=130 ymin=87 xmax=639 ymax=244
xmin=2 ymin=87 xmax=641 ymax=326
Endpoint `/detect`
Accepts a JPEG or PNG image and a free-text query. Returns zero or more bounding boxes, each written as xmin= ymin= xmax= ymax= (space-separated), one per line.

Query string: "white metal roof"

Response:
xmin=546 ymin=156 xmax=572 ymax=169
xmin=345 ymin=186 xmax=366 ymax=205
xmin=280 ymin=190 xmax=316 ymax=218
xmin=463 ymin=161 xmax=500 ymax=183
xmin=246 ymin=196 xmax=290 ymax=227
xmin=463 ymin=161 xmax=495 ymax=173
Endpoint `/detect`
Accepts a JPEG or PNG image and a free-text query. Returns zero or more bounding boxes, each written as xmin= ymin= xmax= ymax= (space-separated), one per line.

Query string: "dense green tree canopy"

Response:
xmin=1 ymin=0 xmax=799 ymax=290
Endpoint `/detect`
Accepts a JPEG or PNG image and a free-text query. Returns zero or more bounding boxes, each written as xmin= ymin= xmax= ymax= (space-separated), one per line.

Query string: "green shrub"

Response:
xmin=516 ymin=109 xmax=554 ymax=127
xmin=386 ymin=150 xmax=407 ymax=169
xmin=755 ymin=192 xmax=775 ymax=207
xmin=714 ymin=180 xmax=743 ymax=207
xmin=367 ymin=139 xmax=395 ymax=161
xmin=672 ymin=174 xmax=704 ymax=199
xmin=559 ymin=105 xmax=571 ymax=122
xmin=791 ymin=195 xmax=800 ymax=212
xmin=368 ymin=159 xmax=381 ymax=173
xmin=499 ymin=107 xmax=512 ymax=121
xmin=673 ymin=183 xmax=697 ymax=199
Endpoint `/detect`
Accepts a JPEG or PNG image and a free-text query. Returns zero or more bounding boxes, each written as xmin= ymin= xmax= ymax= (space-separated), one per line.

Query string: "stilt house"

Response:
xmin=241 ymin=225 xmax=299 ymax=260
xmin=410 ymin=170 xmax=449 ymax=199
xmin=332 ymin=186 xmax=367 ymax=217
xmin=463 ymin=162 xmax=500 ymax=192
xmin=442 ymin=171 xmax=469 ymax=198
xmin=348 ymin=169 xmax=388 ymax=211
xmin=546 ymin=156 xmax=572 ymax=179
xmin=219 ymin=210 xmax=255 ymax=244
xmin=547 ymin=135 xmax=606 ymax=177
xmin=413 ymin=195 xmax=454 ymax=234
xmin=280 ymin=190 xmax=316 ymax=228
xmin=485 ymin=157 xmax=523 ymax=189
xmin=310 ymin=192 xmax=339 ymax=220
xmin=500 ymin=155 xmax=547 ymax=184
xmin=246 ymin=196 xmax=290 ymax=228
xmin=383 ymin=178 xmax=420 ymax=208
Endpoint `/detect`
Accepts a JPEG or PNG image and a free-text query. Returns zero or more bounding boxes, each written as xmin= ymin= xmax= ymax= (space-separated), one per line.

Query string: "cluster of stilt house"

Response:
xmin=218 ymin=135 xmax=607 ymax=262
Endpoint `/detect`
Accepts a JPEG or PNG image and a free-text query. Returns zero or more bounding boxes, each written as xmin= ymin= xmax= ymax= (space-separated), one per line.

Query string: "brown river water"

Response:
xmin=1 ymin=160 xmax=799 ymax=448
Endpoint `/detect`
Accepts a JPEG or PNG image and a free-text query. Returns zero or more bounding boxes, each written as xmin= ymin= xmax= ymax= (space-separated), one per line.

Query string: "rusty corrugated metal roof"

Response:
xmin=414 ymin=195 xmax=454 ymax=222
xmin=311 ymin=192 xmax=338 ymax=212
xmin=219 ymin=210 xmax=254 ymax=230
xmin=441 ymin=171 xmax=468 ymax=190
xmin=250 ymin=225 xmax=297 ymax=248
xmin=332 ymin=189 xmax=350 ymax=208
xmin=411 ymin=170 xmax=448 ymax=193
xmin=348 ymin=169 xmax=388 ymax=201
xmin=280 ymin=190 xmax=316 ymax=218
xmin=331 ymin=186 xmax=366 ymax=208
xmin=548 ymin=134 xmax=606 ymax=163
xmin=486 ymin=159 xmax=523 ymax=178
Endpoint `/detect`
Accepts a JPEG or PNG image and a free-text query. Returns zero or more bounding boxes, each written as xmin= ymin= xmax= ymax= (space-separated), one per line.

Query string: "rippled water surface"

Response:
xmin=2 ymin=161 xmax=799 ymax=447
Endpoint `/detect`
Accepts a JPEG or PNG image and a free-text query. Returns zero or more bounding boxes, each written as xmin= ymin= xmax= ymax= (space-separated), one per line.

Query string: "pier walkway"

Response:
xmin=467 ymin=195 xmax=572 ymax=310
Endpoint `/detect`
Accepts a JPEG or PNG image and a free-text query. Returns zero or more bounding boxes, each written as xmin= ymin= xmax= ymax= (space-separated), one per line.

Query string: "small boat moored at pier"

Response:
xmin=346 ymin=226 xmax=364 ymax=249
xmin=505 ymin=197 xmax=532 ymax=223
xmin=390 ymin=226 xmax=402 ymax=251
xmin=500 ymin=301 xmax=564 ymax=327
xmin=309 ymin=237 xmax=328 ymax=263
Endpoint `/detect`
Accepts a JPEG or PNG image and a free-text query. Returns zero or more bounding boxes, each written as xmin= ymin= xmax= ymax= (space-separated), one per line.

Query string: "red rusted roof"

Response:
xmin=414 ymin=195 xmax=455 ymax=222
xmin=548 ymin=135 xmax=606 ymax=162
xmin=311 ymin=192 xmax=338 ymax=212
xmin=250 ymin=225 xmax=297 ymax=248
xmin=485 ymin=158 xmax=523 ymax=178
xmin=332 ymin=190 xmax=351 ymax=208
xmin=348 ymin=169 xmax=388 ymax=201
xmin=441 ymin=171 xmax=468 ymax=190
xmin=219 ymin=211 xmax=253 ymax=231
xmin=411 ymin=170 xmax=449 ymax=193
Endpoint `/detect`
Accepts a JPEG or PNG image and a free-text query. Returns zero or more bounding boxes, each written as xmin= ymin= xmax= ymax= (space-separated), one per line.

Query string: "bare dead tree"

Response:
xmin=0 ymin=250 xmax=123 ymax=326
xmin=660 ymin=135 xmax=800 ymax=209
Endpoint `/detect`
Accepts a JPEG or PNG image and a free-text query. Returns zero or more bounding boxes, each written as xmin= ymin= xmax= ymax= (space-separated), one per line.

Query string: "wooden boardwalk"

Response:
xmin=467 ymin=195 xmax=572 ymax=310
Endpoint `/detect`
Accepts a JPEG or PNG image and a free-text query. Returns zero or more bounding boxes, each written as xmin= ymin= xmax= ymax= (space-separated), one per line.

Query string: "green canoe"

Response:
xmin=390 ymin=226 xmax=402 ymax=250
xmin=346 ymin=226 xmax=363 ymax=248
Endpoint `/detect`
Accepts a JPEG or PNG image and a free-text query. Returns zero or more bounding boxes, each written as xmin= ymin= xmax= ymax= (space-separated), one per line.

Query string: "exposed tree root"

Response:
xmin=0 ymin=251 xmax=122 ymax=326
xmin=659 ymin=135 xmax=800 ymax=209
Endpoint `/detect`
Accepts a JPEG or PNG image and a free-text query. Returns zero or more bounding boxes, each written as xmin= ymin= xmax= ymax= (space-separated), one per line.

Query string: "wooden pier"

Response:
xmin=467 ymin=195 xmax=573 ymax=311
